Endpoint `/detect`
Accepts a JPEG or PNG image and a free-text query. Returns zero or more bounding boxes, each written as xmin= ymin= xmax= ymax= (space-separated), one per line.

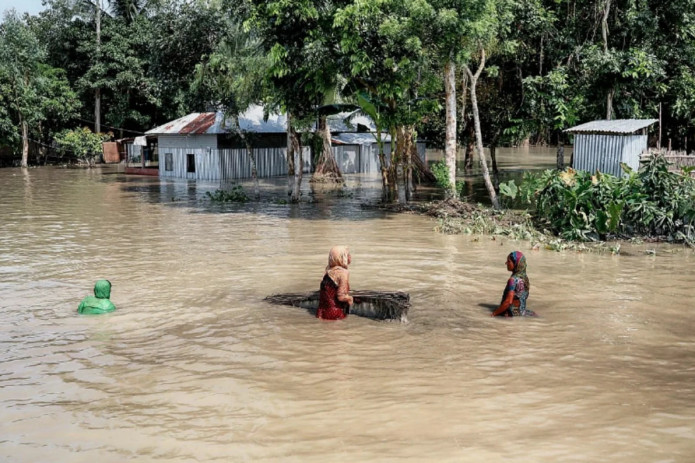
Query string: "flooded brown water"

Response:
xmin=2 ymin=154 xmax=695 ymax=462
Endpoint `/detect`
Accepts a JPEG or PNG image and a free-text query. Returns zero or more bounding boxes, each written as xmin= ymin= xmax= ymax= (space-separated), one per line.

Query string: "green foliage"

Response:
xmin=0 ymin=10 xmax=47 ymax=138
xmin=431 ymin=160 xmax=465 ymax=196
xmin=54 ymin=127 xmax=110 ymax=163
xmin=206 ymin=185 xmax=249 ymax=203
xmin=498 ymin=179 xmax=517 ymax=199
xmin=507 ymin=155 xmax=695 ymax=244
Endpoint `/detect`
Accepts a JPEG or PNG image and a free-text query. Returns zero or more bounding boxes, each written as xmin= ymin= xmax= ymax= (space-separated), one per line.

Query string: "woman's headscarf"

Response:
xmin=326 ymin=246 xmax=350 ymax=282
xmin=508 ymin=251 xmax=530 ymax=291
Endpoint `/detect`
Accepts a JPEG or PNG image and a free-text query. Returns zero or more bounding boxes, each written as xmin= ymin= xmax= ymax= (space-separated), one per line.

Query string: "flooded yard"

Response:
xmin=1 ymin=154 xmax=694 ymax=462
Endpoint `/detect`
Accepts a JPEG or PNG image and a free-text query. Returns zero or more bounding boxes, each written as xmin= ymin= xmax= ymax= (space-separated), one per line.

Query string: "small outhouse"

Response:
xmin=565 ymin=119 xmax=657 ymax=176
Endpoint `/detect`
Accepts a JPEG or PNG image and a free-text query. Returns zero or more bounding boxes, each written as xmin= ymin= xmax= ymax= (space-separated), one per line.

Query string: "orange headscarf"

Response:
xmin=325 ymin=245 xmax=350 ymax=282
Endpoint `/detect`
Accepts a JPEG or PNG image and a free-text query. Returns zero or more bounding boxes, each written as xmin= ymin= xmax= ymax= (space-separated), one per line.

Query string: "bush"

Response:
xmin=431 ymin=161 xmax=465 ymax=197
xmin=54 ymin=127 xmax=111 ymax=165
xmin=206 ymin=185 xmax=249 ymax=202
xmin=500 ymin=155 xmax=695 ymax=243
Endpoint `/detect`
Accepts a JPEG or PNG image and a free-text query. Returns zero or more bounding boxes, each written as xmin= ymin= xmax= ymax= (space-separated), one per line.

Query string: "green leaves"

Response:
xmin=516 ymin=155 xmax=695 ymax=244
xmin=55 ymin=127 xmax=110 ymax=162
xmin=498 ymin=179 xmax=518 ymax=199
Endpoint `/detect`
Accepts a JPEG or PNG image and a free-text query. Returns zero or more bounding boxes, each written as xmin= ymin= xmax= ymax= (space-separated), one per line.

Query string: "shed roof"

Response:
xmin=147 ymin=105 xmax=377 ymax=136
xmin=332 ymin=132 xmax=389 ymax=146
xmin=146 ymin=105 xmax=289 ymax=135
xmin=565 ymin=119 xmax=658 ymax=134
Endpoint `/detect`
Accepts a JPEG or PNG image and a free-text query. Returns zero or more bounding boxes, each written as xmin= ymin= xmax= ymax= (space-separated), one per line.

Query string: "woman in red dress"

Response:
xmin=317 ymin=246 xmax=354 ymax=320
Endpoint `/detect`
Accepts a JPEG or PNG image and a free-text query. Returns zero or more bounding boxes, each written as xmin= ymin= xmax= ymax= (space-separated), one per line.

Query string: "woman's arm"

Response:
xmin=335 ymin=270 xmax=354 ymax=305
xmin=491 ymin=279 xmax=515 ymax=317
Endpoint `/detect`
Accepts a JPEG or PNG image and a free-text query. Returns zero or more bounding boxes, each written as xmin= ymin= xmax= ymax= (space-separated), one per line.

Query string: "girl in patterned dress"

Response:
xmin=491 ymin=251 xmax=536 ymax=317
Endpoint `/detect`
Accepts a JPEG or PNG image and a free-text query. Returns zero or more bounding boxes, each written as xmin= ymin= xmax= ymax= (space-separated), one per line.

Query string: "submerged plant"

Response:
xmin=206 ymin=185 xmax=249 ymax=203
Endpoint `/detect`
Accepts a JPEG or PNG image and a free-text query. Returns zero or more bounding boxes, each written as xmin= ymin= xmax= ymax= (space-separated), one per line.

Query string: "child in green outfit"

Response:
xmin=77 ymin=280 xmax=116 ymax=314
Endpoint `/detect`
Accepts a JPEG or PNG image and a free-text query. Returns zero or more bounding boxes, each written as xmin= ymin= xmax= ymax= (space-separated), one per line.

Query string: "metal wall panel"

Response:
xmin=333 ymin=141 xmax=426 ymax=176
xmin=574 ymin=134 xmax=647 ymax=177
xmin=218 ymin=147 xmax=311 ymax=181
xmin=158 ymin=134 xmax=218 ymax=150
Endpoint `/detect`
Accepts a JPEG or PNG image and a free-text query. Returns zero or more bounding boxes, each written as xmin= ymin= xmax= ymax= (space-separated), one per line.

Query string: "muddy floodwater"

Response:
xmin=1 ymin=150 xmax=695 ymax=462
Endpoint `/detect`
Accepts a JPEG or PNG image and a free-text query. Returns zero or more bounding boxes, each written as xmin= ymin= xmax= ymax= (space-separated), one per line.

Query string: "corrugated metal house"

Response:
xmin=565 ymin=119 xmax=657 ymax=176
xmin=331 ymin=133 xmax=427 ymax=174
xmin=144 ymin=105 xmax=426 ymax=181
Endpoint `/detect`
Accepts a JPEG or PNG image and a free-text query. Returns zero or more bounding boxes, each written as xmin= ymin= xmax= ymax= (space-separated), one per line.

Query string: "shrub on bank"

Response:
xmin=500 ymin=154 xmax=695 ymax=244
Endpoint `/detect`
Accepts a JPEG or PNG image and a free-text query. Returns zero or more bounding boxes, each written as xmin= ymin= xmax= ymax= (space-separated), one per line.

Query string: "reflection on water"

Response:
xmin=1 ymin=158 xmax=694 ymax=462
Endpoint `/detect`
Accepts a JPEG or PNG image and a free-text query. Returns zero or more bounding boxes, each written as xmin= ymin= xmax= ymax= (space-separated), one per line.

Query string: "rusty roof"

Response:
xmin=180 ymin=113 xmax=217 ymax=134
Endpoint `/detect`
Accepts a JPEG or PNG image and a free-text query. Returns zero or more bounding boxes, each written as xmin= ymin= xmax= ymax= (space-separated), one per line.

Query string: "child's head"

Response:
xmin=93 ymin=279 xmax=112 ymax=299
xmin=327 ymin=246 xmax=351 ymax=269
xmin=506 ymin=251 xmax=526 ymax=273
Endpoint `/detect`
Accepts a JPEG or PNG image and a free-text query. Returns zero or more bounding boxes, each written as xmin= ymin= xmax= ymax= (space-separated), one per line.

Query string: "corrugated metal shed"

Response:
xmin=565 ymin=119 xmax=657 ymax=134
xmin=566 ymin=119 xmax=657 ymax=176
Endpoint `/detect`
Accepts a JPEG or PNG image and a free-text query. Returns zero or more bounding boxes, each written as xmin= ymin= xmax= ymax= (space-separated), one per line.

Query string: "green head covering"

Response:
xmin=93 ymin=279 xmax=112 ymax=299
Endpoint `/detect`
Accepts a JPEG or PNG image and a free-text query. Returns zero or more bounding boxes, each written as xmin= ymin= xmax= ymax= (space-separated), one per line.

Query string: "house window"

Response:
xmin=165 ymin=153 xmax=173 ymax=171
xmin=186 ymin=153 xmax=195 ymax=173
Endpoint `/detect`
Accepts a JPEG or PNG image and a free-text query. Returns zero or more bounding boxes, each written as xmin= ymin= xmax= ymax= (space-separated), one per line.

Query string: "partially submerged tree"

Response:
xmin=335 ymin=0 xmax=439 ymax=202
xmin=195 ymin=16 xmax=270 ymax=200
xmin=249 ymin=0 xmax=349 ymax=201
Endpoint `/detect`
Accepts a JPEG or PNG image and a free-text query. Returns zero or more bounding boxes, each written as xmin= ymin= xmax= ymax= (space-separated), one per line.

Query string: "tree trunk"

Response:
xmin=235 ymin=118 xmax=260 ymax=200
xmin=246 ymin=142 xmax=260 ymax=200
xmin=444 ymin=60 xmax=457 ymax=198
xmin=404 ymin=125 xmax=413 ymax=202
xmin=490 ymin=143 xmax=500 ymax=190
xmin=602 ymin=0 xmax=611 ymax=53
xmin=464 ymin=124 xmax=474 ymax=170
xmin=94 ymin=0 xmax=101 ymax=133
xmin=556 ymin=138 xmax=565 ymax=170
xmin=312 ymin=115 xmax=342 ymax=182
xmin=38 ymin=122 xmax=47 ymax=165
xmin=374 ymin=129 xmax=390 ymax=202
xmin=606 ymin=87 xmax=614 ymax=120
xmin=465 ymin=50 xmax=500 ymax=210
xmin=21 ymin=116 xmax=29 ymax=168
xmin=286 ymin=113 xmax=295 ymax=195
xmin=386 ymin=127 xmax=399 ymax=203
xmin=291 ymin=129 xmax=303 ymax=203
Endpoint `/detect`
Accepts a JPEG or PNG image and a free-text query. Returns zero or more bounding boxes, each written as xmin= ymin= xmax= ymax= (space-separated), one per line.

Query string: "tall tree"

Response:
xmin=335 ymin=0 xmax=439 ymax=202
xmin=195 ymin=15 xmax=270 ymax=199
xmin=0 ymin=11 xmax=48 ymax=167
xmin=249 ymin=0 xmax=350 ymax=201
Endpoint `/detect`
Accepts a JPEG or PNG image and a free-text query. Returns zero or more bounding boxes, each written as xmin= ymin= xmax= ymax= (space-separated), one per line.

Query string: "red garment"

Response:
xmin=317 ymin=274 xmax=349 ymax=320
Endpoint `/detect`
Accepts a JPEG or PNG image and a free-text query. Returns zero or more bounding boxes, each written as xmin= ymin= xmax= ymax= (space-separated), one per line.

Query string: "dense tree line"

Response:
xmin=1 ymin=0 xmax=694 ymax=204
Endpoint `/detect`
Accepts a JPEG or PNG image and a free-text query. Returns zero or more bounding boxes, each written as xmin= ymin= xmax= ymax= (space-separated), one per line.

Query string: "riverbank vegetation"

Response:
xmin=1 ymin=1 xmax=695 ymax=200
xmin=500 ymin=155 xmax=695 ymax=245
xmin=396 ymin=154 xmax=695 ymax=248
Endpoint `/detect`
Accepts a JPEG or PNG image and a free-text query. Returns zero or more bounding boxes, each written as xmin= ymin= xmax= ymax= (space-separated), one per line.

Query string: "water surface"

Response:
xmin=1 ymin=156 xmax=694 ymax=462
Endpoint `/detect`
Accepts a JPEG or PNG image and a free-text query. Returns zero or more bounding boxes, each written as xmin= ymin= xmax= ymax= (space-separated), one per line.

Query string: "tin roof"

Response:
xmin=146 ymin=105 xmax=378 ymax=136
xmin=565 ymin=119 xmax=658 ymax=134
xmin=332 ymin=132 xmax=390 ymax=146
xmin=327 ymin=111 xmax=377 ymax=132
xmin=146 ymin=105 xmax=288 ymax=135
